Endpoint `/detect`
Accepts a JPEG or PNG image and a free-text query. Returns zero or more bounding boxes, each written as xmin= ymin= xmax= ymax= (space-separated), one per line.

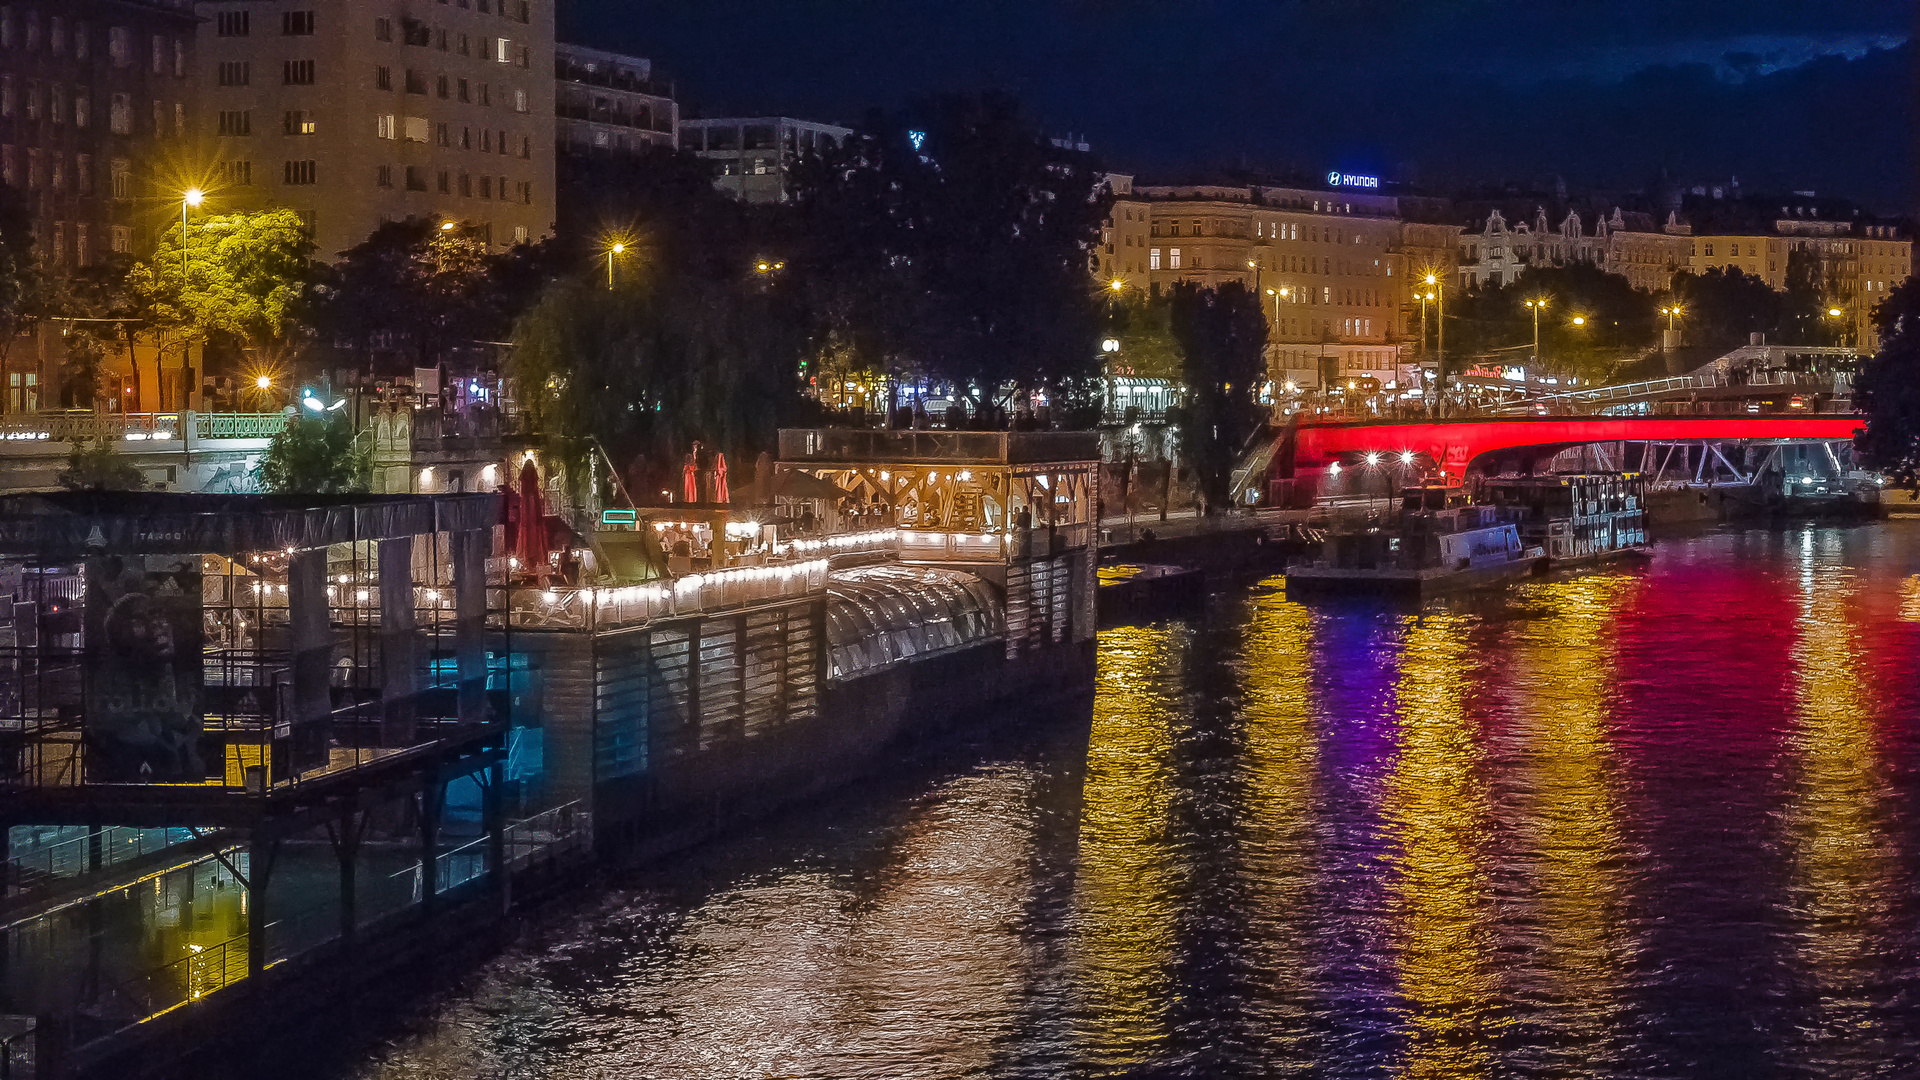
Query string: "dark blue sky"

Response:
xmin=562 ymin=1 xmax=1917 ymax=213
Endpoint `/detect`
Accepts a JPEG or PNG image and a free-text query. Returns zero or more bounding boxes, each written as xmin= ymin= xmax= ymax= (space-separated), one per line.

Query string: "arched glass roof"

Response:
xmin=825 ymin=564 xmax=1005 ymax=681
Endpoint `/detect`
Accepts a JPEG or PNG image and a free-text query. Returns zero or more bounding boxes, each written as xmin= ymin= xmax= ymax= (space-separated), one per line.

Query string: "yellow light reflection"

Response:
xmin=1236 ymin=585 xmax=1319 ymax=1042
xmin=1788 ymin=537 xmax=1888 ymax=1055
xmin=1387 ymin=613 xmax=1497 ymax=1078
xmin=1897 ymin=575 xmax=1920 ymax=621
xmin=1073 ymin=623 xmax=1186 ymax=1068
xmin=1502 ymin=576 xmax=1633 ymax=1063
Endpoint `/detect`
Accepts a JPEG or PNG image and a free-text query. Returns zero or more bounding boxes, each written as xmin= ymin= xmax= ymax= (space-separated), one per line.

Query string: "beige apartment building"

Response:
xmin=1691 ymin=218 xmax=1911 ymax=350
xmin=1101 ymin=178 xmax=1453 ymax=391
xmin=196 ymin=0 xmax=555 ymax=261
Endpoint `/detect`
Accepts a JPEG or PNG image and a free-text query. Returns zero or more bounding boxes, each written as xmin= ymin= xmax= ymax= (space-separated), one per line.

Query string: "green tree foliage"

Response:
xmin=1168 ymin=281 xmax=1267 ymax=511
xmin=59 ymin=260 xmax=143 ymax=406
xmin=509 ymin=273 xmax=806 ymax=493
xmin=1852 ymin=277 xmax=1920 ymax=487
xmin=1673 ymin=267 xmax=1780 ymax=353
xmin=254 ymin=413 xmax=370 ymax=494
xmin=1778 ymin=247 xmax=1847 ymax=346
xmin=309 ymin=218 xmax=546 ymax=374
xmin=130 ymin=208 xmax=315 ymax=345
xmin=57 ymin=440 xmax=146 ymax=491
xmin=558 ymin=142 xmax=770 ymax=281
xmin=788 ymin=93 xmax=1111 ymax=412
xmin=1105 ymin=290 xmax=1183 ymax=381
xmin=1446 ymin=263 xmax=1656 ymax=380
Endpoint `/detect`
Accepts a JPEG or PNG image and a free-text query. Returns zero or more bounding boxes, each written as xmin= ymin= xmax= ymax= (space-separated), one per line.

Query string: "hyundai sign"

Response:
xmin=1328 ymin=171 xmax=1379 ymax=189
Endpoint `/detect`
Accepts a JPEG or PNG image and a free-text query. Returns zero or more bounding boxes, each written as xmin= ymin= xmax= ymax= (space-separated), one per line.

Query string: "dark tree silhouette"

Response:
xmin=1853 ymin=277 xmax=1920 ymax=488
xmin=1168 ymin=281 xmax=1268 ymax=512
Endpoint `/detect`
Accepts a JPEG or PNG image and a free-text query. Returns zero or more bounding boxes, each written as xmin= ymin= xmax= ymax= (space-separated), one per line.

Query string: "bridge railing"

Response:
xmin=0 ymin=411 xmax=289 ymax=444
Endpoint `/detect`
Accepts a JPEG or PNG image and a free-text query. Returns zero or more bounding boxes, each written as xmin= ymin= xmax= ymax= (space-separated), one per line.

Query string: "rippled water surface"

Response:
xmin=344 ymin=524 xmax=1920 ymax=1079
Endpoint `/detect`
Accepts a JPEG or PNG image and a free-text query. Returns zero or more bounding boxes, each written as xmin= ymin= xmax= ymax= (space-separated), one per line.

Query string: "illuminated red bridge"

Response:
xmin=1258 ymin=414 xmax=1865 ymax=497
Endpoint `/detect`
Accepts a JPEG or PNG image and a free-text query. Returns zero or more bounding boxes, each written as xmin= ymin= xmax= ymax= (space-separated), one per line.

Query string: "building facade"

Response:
xmin=1691 ymin=216 xmax=1911 ymax=351
xmin=1456 ymin=205 xmax=1694 ymax=294
xmin=0 ymin=0 xmax=199 ymax=410
xmin=678 ymin=115 xmax=849 ymax=203
xmin=554 ymin=43 xmax=673 ymax=158
xmin=1100 ymin=180 xmax=1453 ymax=393
xmin=196 ymin=0 xmax=556 ymax=261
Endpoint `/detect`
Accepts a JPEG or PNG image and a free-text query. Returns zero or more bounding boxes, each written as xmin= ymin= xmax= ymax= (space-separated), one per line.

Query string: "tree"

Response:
xmin=254 ymin=412 xmax=370 ymax=494
xmin=1673 ymin=267 xmax=1780 ymax=354
xmin=1778 ymin=247 xmax=1847 ymax=346
xmin=509 ymin=272 xmax=808 ymax=500
xmin=1852 ymin=277 xmax=1920 ymax=487
xmin=57 ymin=440 xmax=146 ymax=491
xmin=129 ymin=208 xmax=315 ymax=399
xmin=788 ymin=93 xmax=1111 ymax=415
xmin=1105 ymin=290 xmax=1183 ymax=381
xmin=1168 ymin=282 xmax=1267 ymax=512
xmin=0 ymin=185 xmax=45 ymax=413
xmin=308 ymin=218 xmax=530 ymax=377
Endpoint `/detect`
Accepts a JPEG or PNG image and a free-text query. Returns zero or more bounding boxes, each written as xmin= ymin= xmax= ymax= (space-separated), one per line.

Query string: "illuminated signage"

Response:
xmin=601 ymin=509 xmax=638 ymax=525
xmin=907 ymin=130 xmax=927 ymax=151
xmin=1327 ymin=171 xmax=1379 ymax=189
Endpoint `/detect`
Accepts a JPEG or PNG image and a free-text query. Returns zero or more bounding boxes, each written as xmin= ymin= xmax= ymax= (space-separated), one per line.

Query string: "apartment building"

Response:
xmin=196 ymin=0 xmax=555 ymax=261
xmin=678 ymin=115 xmax=849 ymax=203
xmin=0 ymin=1 xmax=198 ymax=410
xmin=1691 ymin=216 xmax=1911 ymax=351
xmin=1457 ymin=205 xmax=1693 ymax=294
xmin=1102 ymin=178 xmax=1441 ymax=391
xmin=555 ymin=43 xmax=673 ymax=157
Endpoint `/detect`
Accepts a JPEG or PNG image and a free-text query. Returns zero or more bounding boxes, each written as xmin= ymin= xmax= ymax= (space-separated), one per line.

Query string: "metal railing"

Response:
xmin=5 ymin=827 xmax=203 ymax=889
xmin=778 ymin=428 xmax=1101 ymax=464
xmin=0 ymin=411 xmax=288 ymax=444
xmin=502 ymin=801 xmax=592 ymax=869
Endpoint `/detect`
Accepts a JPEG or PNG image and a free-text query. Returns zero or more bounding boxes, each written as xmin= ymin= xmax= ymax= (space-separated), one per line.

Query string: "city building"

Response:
xmin=196 ymin=0 xmax=556 ymax=262
xmin=1455 ymin=204 xmax=1693 ymax=294
xmin=554 ymin=43 xmax=674 ymax=157
xmin=0 ymin=0 xmax=200 ymax=409
xmin=1100 ymin=177 xmax=1454 ymax=393
xmin=1691 ymin=215 xmax=1911 ymax=351
xmin=678 ymin=115 xmax=849 ymax=203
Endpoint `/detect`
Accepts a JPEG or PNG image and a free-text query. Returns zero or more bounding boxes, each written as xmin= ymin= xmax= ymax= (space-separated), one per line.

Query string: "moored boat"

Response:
xmin=1286 ymin=485 xmax=1544 ymax=599
xmin=1477 ymin=472 xmax=1649 ymax=571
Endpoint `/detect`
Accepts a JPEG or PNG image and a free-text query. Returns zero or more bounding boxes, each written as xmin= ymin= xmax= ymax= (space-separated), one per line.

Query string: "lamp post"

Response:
xmin=608 ymin=243 xmax=625 ymax=290
xmin=1424 ymin=273 xmax=1445 ymax=416
xmin=181 ymin=188 xmax=203 ymax=279
xmin=1659 ymin=304 xmax=1682 ymax=351
xmin=1524 ymin=296 xmax=1547 ymax=371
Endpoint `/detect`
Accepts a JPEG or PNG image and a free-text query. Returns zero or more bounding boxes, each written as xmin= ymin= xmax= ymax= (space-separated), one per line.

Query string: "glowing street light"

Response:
xmin=607 ymin=242 xmax=626 ymax=290
xmin=1524 ymin=296 xmax=1548 ymax=368
xmin=254 ymin=375 xmax=271 ymax=390
xmin=181 ymin=188 xmax=204 ymax=278
xmin=1422 ymin=272 xmax=1445 ymax=415
xmin=1570 ymin=315 xmax=1587 ymax=327
xmin=1265 ymin=285 xmax=1290 ymax=326
xmin=1109 ymin=279 xmax=1125 ymax=292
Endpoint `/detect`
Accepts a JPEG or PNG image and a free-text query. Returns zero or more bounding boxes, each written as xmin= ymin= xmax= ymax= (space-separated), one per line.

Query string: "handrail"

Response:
xmin=0 ymin=411 xmax=288 ymax=443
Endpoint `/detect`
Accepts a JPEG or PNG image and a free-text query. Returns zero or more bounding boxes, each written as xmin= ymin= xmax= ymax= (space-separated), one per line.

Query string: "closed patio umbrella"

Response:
xmin=713 ymin=452 xmax=730 ymax=505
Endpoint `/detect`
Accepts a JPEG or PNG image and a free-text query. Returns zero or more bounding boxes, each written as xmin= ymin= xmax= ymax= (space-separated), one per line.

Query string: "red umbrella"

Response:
xmin=713 ymin=452 xmax=730 ymax=505
xmin=517 ymin=459 xmax=545 ymax=578
xmin=683 ymin=442 xmax=701 ymax=503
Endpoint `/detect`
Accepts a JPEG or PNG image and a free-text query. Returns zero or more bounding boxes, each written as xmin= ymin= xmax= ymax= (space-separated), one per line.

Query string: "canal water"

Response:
xmin=332 ymin=523 xmax=1920 ymax=1079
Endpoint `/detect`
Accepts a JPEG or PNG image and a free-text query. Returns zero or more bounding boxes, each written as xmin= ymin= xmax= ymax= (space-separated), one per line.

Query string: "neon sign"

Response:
xmin=1327 ymin=171 xmax=1379 ymax=189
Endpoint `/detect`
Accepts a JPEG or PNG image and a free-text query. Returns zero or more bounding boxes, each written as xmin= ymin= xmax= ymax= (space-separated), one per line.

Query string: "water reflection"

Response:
xmin=1385 ymin=612 xmax=1498 ymax=1077
xmin=1495 ymin=575 xmax=1634 ymax=1076
xmin=1070 ymin=623 xmax=1186 ymax=1072
xmin=335 ymin=525 xmax=1920 ymax=1080
xmin=1786 ymin=529 xmax=1892 ymax=1069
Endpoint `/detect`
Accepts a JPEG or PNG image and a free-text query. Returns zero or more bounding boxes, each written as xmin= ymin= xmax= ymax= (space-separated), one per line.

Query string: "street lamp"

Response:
xmin=1424 ymin=273 xmax=1445 ymax=416
xmin=1109 ymin=279 xmax=1125 ymax=293
xmin=181 ymin=188 xmax=204 ymax=278
xmin=255 ymin=375 xmax=271 ymax=390
xmin=1524 ymin=296 xmax=1548 ymax=370
xmin=1570 ymin=315 xmax=1587 ymax=326
xmin=1265 ymin=286 xmax=1290 ymax=326
xmin=607 ymin=242 xmax=625 ymax=290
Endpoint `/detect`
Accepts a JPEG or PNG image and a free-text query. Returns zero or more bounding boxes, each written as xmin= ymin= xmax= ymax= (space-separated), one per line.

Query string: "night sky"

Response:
xmin=562 ymin=0 xmax=1917 ymax=215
